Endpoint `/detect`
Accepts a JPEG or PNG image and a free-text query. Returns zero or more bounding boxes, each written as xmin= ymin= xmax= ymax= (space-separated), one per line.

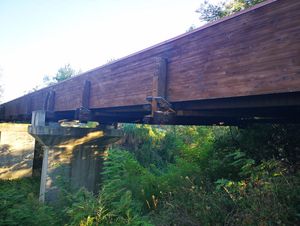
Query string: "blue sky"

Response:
xmin=0 ymin=0 xmax=219 ymax=102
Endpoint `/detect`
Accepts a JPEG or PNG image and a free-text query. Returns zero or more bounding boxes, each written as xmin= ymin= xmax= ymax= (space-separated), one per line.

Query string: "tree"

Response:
xmin=43 ymin=64 xmax=78 ymax=86
xmin=196 ymin=0 xmax=266 ymax=22
xmin=25 ymin=64 xmax=79 ymax=94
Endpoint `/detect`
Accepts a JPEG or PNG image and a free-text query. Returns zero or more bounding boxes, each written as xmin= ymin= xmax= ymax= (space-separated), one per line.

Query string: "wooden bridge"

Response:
xmin=1 ymin=0 xmax=300 ymax=125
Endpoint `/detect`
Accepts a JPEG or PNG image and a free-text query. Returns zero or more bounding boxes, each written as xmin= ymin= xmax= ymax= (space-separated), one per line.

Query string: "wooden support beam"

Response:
xmin=75 ymin=80 xmax=91 ymax=122
xmin=26 ymin=97 xmax=32 ymax=116
xmin=150 ymin=58 xmax=168 ymax=113
xmin=43 ymin=90 xmax=55 ymax=121
xmin=43 ymin=90 xmax=55 ymax=112
xmin=145 ymin=57 xmax=176 ymax=124
xmin=154 ymin=57 xmax=168 ymax=98
xmin=31 ymin=111 xmax=46 ymax=127
xmin=82 ymin=80 xmax=91 ymax=109
xmin=173 ymin=92 xmax=300 ymax=111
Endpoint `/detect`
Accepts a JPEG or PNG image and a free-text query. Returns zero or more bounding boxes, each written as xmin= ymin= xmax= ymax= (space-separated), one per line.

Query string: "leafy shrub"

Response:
xmin=63 ymin=149 xmax=153 ymax=226
xmin=218 ymin=161 xmax=300 ymax=225
xmin=0 ymin=177 xmax=58 ymax=226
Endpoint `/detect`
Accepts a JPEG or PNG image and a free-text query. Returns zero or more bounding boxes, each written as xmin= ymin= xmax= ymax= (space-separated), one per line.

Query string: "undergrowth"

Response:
xmin=0 ymin=177 xmax=58 ymax=226
xmin=0 ymin=124 xmax=299 ymax=226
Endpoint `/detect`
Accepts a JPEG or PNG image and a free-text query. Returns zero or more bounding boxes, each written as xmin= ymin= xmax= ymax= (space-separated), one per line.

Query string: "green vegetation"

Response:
xmin=43 ymin=64 xmax=79 ymax=86
xmin=196 ymin=0 xmax=266 ymax=22
xmin=26 ymin=64 xmax=80 ymax=93
xmin=1 ymin=124 xmax=299 ymax=225
xmin=0 ymin=178 xmax=58 ymax=225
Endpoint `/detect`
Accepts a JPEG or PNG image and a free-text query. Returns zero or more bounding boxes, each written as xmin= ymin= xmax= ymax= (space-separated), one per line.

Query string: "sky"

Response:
xmin=0 ymin=0 xmax=220 ymax=102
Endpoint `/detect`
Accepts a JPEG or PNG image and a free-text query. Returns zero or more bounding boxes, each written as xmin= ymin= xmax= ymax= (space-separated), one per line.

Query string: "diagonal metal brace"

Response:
xmin=146 ymin=96 xmax=174 ymax=112
xmin=145 ymin=96 xmax=176 ymax=124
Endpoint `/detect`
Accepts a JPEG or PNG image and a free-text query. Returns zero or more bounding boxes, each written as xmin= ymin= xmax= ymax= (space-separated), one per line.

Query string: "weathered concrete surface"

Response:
xmin=29 ymin=124 xmax=122 ymax=202
xmin=43 ymin=144 xmax=107 ymax=202
xmin=0 ymin=123 xmax=35 ymax=179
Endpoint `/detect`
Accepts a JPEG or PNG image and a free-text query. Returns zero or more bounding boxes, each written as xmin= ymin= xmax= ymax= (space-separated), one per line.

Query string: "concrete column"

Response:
xmin=39 ymin=146 xmax=49 ymax=202
xmin=32 ymin=140 xmax=43 ymax=177
xmin=29 ymin=111 xmax=122 ymax=203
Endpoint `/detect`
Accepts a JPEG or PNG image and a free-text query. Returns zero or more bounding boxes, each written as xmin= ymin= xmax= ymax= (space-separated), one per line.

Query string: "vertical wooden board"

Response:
xmin=82 ymin=80 xmax=91 ymax=109
xmin=43 ymin=90 xmax=55 ymax=112
xmin=155 ymin=57 xmax=168 ymax=98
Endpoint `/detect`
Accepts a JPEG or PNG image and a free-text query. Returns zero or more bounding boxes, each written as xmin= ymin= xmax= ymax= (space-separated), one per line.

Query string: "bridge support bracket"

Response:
xmin=75 ymin=107 xmax=91 ymax=122
xmin=144 ymin=96 xmax=176 ymax=124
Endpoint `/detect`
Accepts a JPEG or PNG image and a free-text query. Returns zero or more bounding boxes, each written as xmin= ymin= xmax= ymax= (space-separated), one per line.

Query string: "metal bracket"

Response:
xmin=143 ymin=57 xmax=176 ymax=124
xmin=144 ymin=96 xmax=176 ymax=124
xmin=75 ymin=107 xmax=91 ymax=122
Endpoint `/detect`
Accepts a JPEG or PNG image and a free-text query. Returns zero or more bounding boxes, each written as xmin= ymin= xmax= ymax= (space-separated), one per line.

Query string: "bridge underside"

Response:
xmin=2 ymin=92 xmax=299 ymax=126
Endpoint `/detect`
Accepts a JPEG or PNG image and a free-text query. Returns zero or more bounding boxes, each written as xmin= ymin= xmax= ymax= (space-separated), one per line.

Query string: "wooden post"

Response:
xmin=44 ymin=90 xmax=55 ymax=112
xmin=75 ymin=80 xmax=91 ymax=122
xmin=82 ymin=80 xmax=91 ymax=109
xmin=151 ymin=57 xmax=168 ymax=113
xmin=155 ymin=57 xmax=168 ymax=98
xmin=31 ymin=110 xmax=46 ymax=127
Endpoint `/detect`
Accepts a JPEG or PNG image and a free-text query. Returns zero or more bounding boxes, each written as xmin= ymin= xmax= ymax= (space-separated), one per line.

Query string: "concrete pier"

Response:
xmin=29 ymin=111 xmax=122 ymax=203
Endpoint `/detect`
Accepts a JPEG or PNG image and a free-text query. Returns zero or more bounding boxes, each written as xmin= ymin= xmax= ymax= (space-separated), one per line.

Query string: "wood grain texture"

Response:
xmin=1 ymin=0 xmax=299 ymax=121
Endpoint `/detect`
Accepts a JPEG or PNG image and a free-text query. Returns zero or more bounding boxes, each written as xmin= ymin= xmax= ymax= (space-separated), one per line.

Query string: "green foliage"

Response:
xmin=43 ymin=64 xmax=78 ymax=86
xmin=63 ymin=188 xmax=106 ymax=226
xmin=216 ymin=161 xmax=300 ymax=225
xmin=0 ymin=124 xmax=299 ymax=225
xmin=93 ymin=124 xmax=299 ymax=225
xmin=62 ymin=150 xmax=153 ymax=226
xmin=120 ymin=124 xmax=179 ymax=168
xmin=54 ymin=64 xmax=76 ymax=82
xmin=0 ymin=177 xmax=58 ymax=226
xmin=105 ymin=124 xmax=300 ymax=225
xmin=213 ymin=124 xmax=300 ymax=165
xmin=196 ymin=0 xmax=266 ymax=22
